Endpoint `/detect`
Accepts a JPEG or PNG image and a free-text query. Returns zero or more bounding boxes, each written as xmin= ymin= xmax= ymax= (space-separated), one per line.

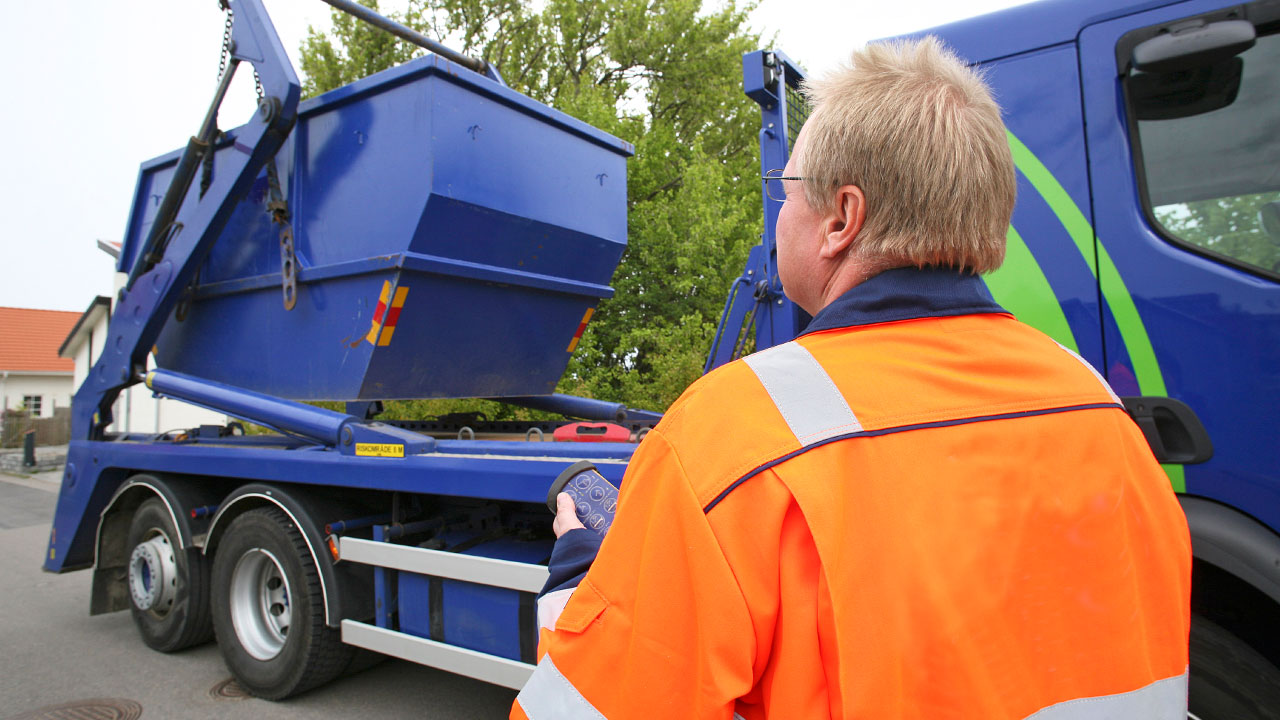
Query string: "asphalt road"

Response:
xmin=0 ymin=470 xmax=519 ymax=720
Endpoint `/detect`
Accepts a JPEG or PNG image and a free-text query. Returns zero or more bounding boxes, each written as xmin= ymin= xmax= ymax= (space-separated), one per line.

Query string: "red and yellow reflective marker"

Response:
xmin=366 ymin=280 xmax=409 ymax=347
xmin=566 ymin=307 xmax=594 ymax=353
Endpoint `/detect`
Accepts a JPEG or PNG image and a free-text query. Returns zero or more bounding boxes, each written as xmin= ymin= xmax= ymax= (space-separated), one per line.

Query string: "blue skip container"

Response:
xmin=119 ymin=54 xmax=632 ymax=401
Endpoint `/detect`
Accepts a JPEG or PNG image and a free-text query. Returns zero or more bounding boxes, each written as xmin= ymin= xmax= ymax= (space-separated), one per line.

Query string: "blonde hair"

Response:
xmin=797 ymin=36 xmax=1015 ymax=274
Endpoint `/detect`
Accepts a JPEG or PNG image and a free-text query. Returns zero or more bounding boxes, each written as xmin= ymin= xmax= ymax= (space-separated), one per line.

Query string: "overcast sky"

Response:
xmin=0 ymin=0 xmax=1030 ymax=313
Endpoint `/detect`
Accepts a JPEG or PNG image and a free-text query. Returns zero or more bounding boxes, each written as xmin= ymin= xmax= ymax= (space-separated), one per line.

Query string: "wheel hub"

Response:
xmin=128 ymin=532 xmax=177 ymax=614
xmin=229 ymin=548 xmax=293 ymax=661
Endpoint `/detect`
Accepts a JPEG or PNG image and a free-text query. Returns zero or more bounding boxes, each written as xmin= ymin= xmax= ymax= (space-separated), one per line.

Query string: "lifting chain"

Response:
xmin=201 ymin=2 xmax=237 ymax=199
xmin=217 ymin=2 xmax=233 ymax=82
xmin=215 ymin=0 xmax=296 ymax=311
xmin=217 ymin=2 xmax=264 ymax=98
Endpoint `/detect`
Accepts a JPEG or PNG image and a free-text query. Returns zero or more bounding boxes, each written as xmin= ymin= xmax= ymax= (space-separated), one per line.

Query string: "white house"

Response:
xmin=0 ymin=306 xmax=79 ymax=419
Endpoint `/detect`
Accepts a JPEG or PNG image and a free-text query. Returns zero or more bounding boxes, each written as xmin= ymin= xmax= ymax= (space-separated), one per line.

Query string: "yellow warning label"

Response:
xmin=356 ymin=443 xmax=405 ymax=458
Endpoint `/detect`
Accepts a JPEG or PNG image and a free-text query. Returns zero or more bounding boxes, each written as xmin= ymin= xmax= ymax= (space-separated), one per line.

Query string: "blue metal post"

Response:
xmin=706 ymin=51 xmax=811 ymax=372
xmin=373 ymin=523 xmax=395 ymax=629
xmin=326 ymin=514 xmax=393 ymax=535
xmin=494 ymin=393 xmax=662 ymax=424
xmin=144 ymin=369 xmax=436 ymax=455
xmin=745 ymin=50 xmax=810 ymax=350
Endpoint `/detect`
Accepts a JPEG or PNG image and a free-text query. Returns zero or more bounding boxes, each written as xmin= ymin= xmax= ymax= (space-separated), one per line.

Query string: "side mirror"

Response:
xmin=1128 ymin=57 xmax=1242 ymax=120
xmin=1132 ymin=18 xmax=1256 ymax=73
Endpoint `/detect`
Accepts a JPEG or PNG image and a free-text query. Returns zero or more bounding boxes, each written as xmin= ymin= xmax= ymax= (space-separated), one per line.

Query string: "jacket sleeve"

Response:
xmin=535 ymin=529 xmax=602 ymax=633
xmin=512 ymin=429 xmax=756 ymax=720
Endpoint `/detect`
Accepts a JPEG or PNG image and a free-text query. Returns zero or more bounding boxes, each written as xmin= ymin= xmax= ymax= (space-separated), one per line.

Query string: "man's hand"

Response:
xmin=552 ymin=492 xmax=586 ymax=538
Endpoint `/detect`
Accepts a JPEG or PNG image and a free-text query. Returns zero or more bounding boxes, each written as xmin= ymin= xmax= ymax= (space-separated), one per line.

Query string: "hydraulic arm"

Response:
xmin=73 ymin=0 xmax=300 ymax=443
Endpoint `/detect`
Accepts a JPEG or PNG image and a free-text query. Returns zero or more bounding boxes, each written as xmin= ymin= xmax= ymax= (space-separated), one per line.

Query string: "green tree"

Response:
xmin=301 ymin=0 xmax=765 ymax=416
xmin=299 ymin=1 xmax=419 ymax=97
xmin=1154 ymin=191 xmax=1280 ymax=274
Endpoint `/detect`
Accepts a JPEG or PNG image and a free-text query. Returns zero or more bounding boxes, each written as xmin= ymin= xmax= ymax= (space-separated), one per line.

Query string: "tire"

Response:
xmin=210 ymin=507 xmax=352 ymax=699
xmin=1189 ymin=613 xmax=1280 ymax=720
xmin=126 ymin=497 xmax=213 ymax=651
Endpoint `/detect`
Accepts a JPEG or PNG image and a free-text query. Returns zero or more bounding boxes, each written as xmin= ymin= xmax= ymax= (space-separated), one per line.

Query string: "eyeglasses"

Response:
xmin=762 ymin=169 xmax=809 ymax=202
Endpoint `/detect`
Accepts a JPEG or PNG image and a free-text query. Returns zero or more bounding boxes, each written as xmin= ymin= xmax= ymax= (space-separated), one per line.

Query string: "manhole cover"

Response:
xmin=8 ymin=698 xmax=142 ymax=720
xmin=209 ymin=677 xmax=251 ymax=700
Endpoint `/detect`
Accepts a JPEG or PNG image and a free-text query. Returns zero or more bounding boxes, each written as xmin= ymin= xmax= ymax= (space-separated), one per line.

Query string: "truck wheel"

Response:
xmin=1189 ymin=614 xmax=1280 ymax=720
xmin=210 ymin=507 xmax=351 ymax=699
xmin=126 ymin=497 xmax=213 ymax=651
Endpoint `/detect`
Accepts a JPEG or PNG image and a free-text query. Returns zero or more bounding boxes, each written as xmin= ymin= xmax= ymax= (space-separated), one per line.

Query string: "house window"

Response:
xmin=22 ymin=395 xmax=42 ymax=417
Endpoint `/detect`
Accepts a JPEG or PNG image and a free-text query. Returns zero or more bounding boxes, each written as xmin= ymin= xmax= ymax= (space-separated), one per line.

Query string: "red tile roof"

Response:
xmin=0 ymin=307 xmax=81 ymax=373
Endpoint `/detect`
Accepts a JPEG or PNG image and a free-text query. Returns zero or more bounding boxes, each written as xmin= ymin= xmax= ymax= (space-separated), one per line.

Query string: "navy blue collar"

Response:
xmin=800 ymin=266 xmax=1008 ymax=336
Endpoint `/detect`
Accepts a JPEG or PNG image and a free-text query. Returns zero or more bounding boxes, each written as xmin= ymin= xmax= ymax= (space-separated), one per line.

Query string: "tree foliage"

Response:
xmin=300 ymin=2 xmax=418 ymax=97
xmin=300 ymin=0 xmax=764 ymax=416
xmin=1154 ymin=191 xmax=1280 ymax=274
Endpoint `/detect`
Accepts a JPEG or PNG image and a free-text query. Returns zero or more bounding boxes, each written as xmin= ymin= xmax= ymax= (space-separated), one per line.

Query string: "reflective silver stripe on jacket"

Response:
xmin=516 ymin=654 xmax=606 ymax=720
xmin=1052 ymin=340 xmax=1122 ymax=405
xmin=744 ymin=342 xmax=861 ymax=446
xmin=537 ymin=587 xmax=576 ymax=632
xmin=1023 ymin=670 xmax=1187 ymax=720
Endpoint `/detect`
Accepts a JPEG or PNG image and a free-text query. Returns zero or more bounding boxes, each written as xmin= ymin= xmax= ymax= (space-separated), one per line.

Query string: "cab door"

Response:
xmin=1080 ymin=6 xmax=1280 ymax=715
xmin=1079 ymin=2 xmax=1280 ymax=522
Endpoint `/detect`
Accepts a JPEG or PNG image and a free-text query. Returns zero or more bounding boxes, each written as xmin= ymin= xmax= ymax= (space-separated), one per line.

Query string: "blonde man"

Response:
xmin=514 ymin=38 xmax=1190 ymax=720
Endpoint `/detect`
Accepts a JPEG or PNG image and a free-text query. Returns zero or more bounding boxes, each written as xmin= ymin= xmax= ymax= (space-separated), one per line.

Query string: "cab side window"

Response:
xmin=1126 ymin=23 xmax=1280 ymax=276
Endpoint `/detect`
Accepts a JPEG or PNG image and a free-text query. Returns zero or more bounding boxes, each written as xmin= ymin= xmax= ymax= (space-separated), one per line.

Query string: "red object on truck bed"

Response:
xmin=553 ymin=422 xmax=631 ymax=443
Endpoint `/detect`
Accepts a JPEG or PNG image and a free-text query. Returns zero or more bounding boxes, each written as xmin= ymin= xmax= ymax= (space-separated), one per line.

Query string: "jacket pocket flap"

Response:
xmin=557 ymin=579 xmax=609 ymax=633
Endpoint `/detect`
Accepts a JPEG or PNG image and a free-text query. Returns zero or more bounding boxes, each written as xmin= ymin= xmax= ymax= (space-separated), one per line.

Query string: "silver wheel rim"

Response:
xmin=229 ymin=548 xmax=292 ymax=661
xmin=128 ymin=529 xmax=177 ymax=615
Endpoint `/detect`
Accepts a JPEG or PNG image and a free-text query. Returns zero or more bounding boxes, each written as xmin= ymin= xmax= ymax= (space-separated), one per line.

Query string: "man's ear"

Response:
xmin=820 ymin=184 xmax=866 ymax=259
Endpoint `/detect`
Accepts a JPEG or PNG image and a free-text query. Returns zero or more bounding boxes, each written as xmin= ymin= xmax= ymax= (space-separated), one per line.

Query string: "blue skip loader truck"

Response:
xmin=45 ymin=0 xmax=1280 ymax=716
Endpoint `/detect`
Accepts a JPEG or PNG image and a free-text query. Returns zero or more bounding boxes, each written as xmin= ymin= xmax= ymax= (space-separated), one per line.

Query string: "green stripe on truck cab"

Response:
xmin=1001 ymin=131 xmax=1184 ymax=492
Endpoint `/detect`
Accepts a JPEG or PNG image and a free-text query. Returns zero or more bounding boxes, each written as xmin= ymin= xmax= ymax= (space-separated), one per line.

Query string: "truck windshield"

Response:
xmin=1130 ymin=30 xmax=1280 ymax=276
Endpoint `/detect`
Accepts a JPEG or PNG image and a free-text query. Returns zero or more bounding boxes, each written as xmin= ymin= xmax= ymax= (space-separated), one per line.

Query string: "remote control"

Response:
xmin=547 ymin=460 xmax=619 ymax=536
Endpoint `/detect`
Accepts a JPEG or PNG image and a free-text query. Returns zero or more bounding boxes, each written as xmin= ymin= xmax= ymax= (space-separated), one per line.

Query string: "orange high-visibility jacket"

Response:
xmin=514 ymin=268 xmax=1191 ymax=720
